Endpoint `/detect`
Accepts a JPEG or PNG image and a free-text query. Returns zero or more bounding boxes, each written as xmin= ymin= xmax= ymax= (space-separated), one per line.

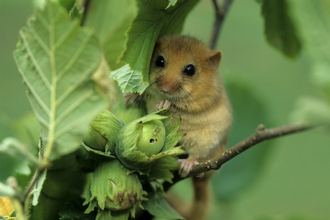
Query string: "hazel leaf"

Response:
xmin=0 ymin=182 xmax=16 ymax=198
xmin=148 ymin=156 xmax=179 ymax=183
xmin=111 ymin=0 xmax=201 ymax=94
xmin=259 ymin=0 xmax=301 ymax=58
xmin=83 ymin=0 xmax=137 ymax=70
xmin=0 ymin=137 xmax=38 ymax=167
xmin=291 ymin=97 xmax=330 ymax=126
xmin=144 ymin=190 xmax=183 ymax=219
xmin=13 ymin=2 xmax=108 ymax=161
xmin=32 ymin=170 xmax=47 ymax=206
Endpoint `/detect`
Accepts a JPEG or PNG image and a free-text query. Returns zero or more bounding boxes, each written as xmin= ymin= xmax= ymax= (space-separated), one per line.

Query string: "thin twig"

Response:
xmin=189 ymin=123 xmax=312 ymax=176
xmin=164 ymin=123 xmax=313 ymax=191
xmin=23 ymin=168 xmax=46 ymax=200
xmin=23 ymin=137 xmax=48 ymax=200
xmin=209 ymin=0 xmax=234 ymax=49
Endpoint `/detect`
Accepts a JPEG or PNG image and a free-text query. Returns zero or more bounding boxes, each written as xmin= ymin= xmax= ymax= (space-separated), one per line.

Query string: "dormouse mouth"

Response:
xmin=159 ymin=88 xmax=176 ymax=98
xmin=160 ymin=89 xmax=172 ymax=95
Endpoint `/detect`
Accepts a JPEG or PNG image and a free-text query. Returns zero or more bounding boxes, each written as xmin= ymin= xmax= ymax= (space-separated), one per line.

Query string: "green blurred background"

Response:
xmin=0 ymin=0 xmax=329 ymax=219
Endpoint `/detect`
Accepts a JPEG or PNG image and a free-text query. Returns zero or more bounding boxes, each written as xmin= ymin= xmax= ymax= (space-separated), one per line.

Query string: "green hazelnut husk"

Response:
xmin=136 ymin=120 xmax=166 ymax=157
xmin=84 ymin=160 xmax=147 ymax=217
xmin=115 ymin=113 xmax=167 ymax=172
xmin=83 ymin=110 xmax=125 ymax=154
xmin=115 ymin=109 xmax=185 ymax=175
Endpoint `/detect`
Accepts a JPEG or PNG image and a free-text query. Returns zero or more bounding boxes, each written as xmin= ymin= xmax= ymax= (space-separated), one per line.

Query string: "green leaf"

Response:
xmin=291 ymin=97 xmax=330 ymax=125
xmin=112 ymin=0 xmax=201 ymax=93
xmin=13 ymin=2 xmax=108 ymax=161
xmin=32 ymin=170 xmax=47 ymax=206
xmin=83 ymin=0 xmax=137 ymax=70
xmin=0 ymin=153 xmax=31 ymax=183
xmin=59 ymin=198 xmax=96 ymax=220
xmin=29 ymin=151 xmax=88 ymax=219
xmin=0 ymin=182 xmax=16 ymax=197
xmin=0 ymin=113 xmax=40 ymax=185
xmin=166 ymin=0 xmax=178 ymax=9
xmin=259 ymin=0 xmax=301 ymax=58
xmin=288 ymin=0 xmax=330 ymax=100
xmin=0 ymin=137 xmax=35 ymax=183
xmin=162 ymin=115 xmax=184 ymax=152
xmin=82 ymin=142 xmax=115 ymax=160
xmin=144 ymin=191 xmax=183 ymax=220
xmin=109 ymin=64 xmax=149 ymax=94
xmin=312 ymin=63 xmax=330 ymax=103
xmin=33 ymin=0 xmax=75 ymax=10
xmin=148 ymin=156 xmax=179 ymax=183
xmin=0 ymin=137 xmax=38 ymax=167
xmin=11 ymin=112 xmax=40 ymax=156
xmin=288 ymin=0 xmax=330 ymax=62
xmin=288 ymin=0 xmax=330 ymax=123
xmin=58 ymin=0 xmax=75 ymax=11
xmin=69 ymin=4 xmax=83 ymax=21
xmin=212 ymin=79 xmax=273 ymax=202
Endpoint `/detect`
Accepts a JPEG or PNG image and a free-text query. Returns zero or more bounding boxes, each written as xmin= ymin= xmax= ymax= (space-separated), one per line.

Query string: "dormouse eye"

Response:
xmin=155 ymin=56 xmax=165 ymax=67
xmin=183 ymin=64 xmax=195 ymax=76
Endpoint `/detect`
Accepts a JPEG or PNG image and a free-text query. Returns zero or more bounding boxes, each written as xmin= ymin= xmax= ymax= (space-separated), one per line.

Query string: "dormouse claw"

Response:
xmin=178 ymin=159 xmax=199 ymax=178
xmin=155 ymin=100 xmax=172 ymax=111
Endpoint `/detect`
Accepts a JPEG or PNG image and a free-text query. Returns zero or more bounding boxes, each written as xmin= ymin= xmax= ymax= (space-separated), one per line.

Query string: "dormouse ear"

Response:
xmin=205 ymin=50 xmax=222 ymax=70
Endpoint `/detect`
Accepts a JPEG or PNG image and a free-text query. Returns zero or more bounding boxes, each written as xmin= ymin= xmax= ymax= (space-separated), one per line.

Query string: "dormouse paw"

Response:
xmin=178 ymin=159 xmax=199 ymax=178
xmin=155 ymin=100 xmax=172 ymax=111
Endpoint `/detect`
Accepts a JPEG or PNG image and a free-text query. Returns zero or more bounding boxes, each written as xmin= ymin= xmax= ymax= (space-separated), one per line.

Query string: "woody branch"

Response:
xmin=164 ymin=123 xmax=313 ymax=190
xmin=188 ymin=123 xmax=312 ymax=176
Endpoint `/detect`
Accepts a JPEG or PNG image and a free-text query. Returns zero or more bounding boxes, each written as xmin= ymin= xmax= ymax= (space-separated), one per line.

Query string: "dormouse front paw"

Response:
xmin=155 ymin=100 xmax=172 ymax=111
xmin=178 ymin=159 xmax=199 ymax=178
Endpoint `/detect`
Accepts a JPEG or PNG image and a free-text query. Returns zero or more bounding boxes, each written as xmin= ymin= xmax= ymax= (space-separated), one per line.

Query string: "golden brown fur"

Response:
xmin=145 ymin=35 xmax=231 ymax=163
xmin=142 ymin=35 xmax=232 ymax=220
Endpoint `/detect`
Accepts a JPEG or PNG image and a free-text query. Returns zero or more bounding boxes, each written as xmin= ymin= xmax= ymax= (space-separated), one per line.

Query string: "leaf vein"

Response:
xmin=54 ymin=90 xmax=94 ymax=129
xmin=54 ymin=100 xmax=94 ymax=139
xmin=29 ymin=27 xmax=51 ymax=56
xmin=17 ymin=37 xmax=51 ymax=115
xmin=56 ymin=57 xmax=100 ymax=106
xmin=57 ymin=30 xmax=94 ymax=81
xmin=20 ymin=31 xmax=52 ymax=90
xmin=54 ymin=22 xmax=77 ymax=49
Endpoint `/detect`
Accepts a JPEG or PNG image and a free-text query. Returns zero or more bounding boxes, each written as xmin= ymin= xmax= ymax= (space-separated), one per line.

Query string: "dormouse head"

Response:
xmin=149 ymin=35 xmax=222 ymax=101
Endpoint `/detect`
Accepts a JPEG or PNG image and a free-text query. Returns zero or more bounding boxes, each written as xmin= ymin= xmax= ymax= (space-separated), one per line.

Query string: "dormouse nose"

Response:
xmin=159 ymin=77 xmax=176 ymax=94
